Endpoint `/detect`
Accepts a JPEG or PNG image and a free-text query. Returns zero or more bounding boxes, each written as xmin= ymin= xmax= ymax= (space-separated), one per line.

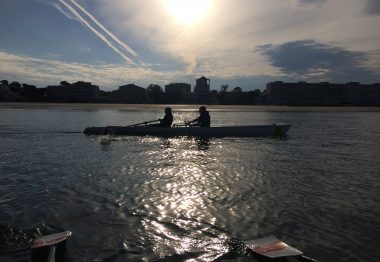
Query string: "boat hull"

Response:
xmin=83 ymin=125 xmax=291 ymax=137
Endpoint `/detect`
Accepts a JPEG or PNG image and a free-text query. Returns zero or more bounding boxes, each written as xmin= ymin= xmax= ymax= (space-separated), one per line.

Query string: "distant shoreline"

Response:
xmin=1 ymin=102 xmax=380 ymax=112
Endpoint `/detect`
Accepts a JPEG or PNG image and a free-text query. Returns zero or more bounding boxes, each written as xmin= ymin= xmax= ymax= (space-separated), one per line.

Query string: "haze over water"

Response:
xmin=1 ymin=104 xmax=379 ymax=261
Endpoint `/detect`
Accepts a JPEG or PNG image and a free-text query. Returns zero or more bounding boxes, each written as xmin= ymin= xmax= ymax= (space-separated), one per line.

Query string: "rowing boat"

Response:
xmin=83 ymin=124 xmax=291 ymax=137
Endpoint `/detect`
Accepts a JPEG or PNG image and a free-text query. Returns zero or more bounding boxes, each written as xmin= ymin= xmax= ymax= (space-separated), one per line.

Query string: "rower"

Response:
xmin=150 ymin=107 xmax=173 ymax=127
xmin=187 ymin=106 xmax=210 ymax=127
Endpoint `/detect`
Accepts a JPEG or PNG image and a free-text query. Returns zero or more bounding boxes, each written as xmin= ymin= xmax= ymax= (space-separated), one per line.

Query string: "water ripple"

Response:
xmin=1 ymin=109 xmax=380 ymax=261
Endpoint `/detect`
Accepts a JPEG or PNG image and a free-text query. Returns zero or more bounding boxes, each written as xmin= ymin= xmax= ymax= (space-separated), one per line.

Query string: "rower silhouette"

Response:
xmin=187 ymin=106 xmax=211 ymax=127
xmin=150 ymin=107 xmax=173 ymax=127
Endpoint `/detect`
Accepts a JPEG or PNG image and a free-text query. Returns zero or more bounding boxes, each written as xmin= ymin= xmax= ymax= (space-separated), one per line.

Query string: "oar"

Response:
xmin=244 ymin=235 xmax=319 ymax=261
xmin=184 ymin=121 xmax=199 ymax=127
xmin=125 ymin=119 xmax=160 ymax=128
xmin=31 ymin=231 xmax=72 ymax=262
xmin=99 ymin=120 xmax=160 ymax=136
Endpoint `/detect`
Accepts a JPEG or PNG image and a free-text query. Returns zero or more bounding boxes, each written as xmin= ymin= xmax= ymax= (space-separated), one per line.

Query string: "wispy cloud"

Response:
xmin=291 ymin=0 xmax=328 ymax=5
xmin=0 ymin=51 xmax=182 ymax=89
xmin=56 ymin=0 xmax=137 ymax=65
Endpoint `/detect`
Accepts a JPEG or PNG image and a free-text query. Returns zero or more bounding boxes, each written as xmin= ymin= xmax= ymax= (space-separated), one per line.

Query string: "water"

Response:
xmin=0 ymin=105 xmax=379 ymax=262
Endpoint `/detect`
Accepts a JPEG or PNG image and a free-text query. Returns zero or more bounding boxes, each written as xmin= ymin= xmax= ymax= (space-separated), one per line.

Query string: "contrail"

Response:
xmin=69 ymin=0 xmax=138 ymax=57
xmin=53 ymin=2 xmax=78 ymax=21
xmin=58 ymin=0 xmax=136 ymax=65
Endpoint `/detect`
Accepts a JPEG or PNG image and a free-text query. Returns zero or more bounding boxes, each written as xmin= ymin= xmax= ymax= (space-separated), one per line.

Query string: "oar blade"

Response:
xmin=31 ymin=231 xmax=71 ymax=262
xmin=32 ymin=231 xmax=72 ymax=248
xmin=244 ymin=235 xmax=303 ymax=258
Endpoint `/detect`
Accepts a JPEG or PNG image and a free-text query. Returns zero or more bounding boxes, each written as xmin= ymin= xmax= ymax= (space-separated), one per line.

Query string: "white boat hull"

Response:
xmin=83 ymin=125 xmax=291 ymax=137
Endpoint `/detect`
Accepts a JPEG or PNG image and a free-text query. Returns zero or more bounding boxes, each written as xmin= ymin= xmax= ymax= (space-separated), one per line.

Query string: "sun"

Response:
xmin=165 ymin=0 xmax=213 ymax=26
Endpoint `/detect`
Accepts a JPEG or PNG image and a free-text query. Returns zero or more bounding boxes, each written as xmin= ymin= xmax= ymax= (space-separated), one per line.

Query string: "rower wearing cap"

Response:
xmin=187 ymin=106 xmax=211 ymax=127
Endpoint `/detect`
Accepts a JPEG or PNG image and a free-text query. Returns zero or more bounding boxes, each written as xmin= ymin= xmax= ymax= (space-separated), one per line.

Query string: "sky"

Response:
xmin=0 ymin=0 xmax=380 ymax=91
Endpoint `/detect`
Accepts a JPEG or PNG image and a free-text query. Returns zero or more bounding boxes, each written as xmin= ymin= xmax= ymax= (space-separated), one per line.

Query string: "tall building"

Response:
xmin=194 ymin=76 xmax=210 ymax=103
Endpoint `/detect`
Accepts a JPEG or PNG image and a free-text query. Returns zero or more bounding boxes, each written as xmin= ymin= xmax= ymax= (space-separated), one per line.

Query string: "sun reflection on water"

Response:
xmin=128 ymin=136 xmax=234 ymax=259
xmin=89 ymin=133 xmax=275 ymax=259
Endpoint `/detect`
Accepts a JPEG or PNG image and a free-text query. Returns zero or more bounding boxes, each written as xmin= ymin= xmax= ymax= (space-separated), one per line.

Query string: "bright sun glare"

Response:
xmin=165 ymin=0 xmax=213 ymax=26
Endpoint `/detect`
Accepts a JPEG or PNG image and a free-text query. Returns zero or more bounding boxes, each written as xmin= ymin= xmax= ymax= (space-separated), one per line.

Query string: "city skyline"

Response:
xmin=1 ymin=0 xmax=380 ymax=91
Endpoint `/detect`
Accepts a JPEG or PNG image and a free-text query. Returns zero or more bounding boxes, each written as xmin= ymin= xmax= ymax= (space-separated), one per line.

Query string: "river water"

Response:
xmin=0 ymin=104 xmax=379 ymax=262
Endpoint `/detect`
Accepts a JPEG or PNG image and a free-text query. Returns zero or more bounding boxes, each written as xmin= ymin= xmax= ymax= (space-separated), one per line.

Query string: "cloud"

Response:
xmin=90 ymin=0 xmax=380 ymax=78
xmin=256 ymin=40 xmax=380 ymax=83
xmin=4 ymin=0 xmax=380 ymax=89
xmin=0 ymin=50 xmax=279 ymax=91
xmin=290 ymin=0 xmax=328 ymax=6
xmin=293 ymin=0 xmax=327 ymax=4
xmin=0 ymin=51 xmax=180 ymax=89
xmin=365 ymin=0 xmax=380 ymax=15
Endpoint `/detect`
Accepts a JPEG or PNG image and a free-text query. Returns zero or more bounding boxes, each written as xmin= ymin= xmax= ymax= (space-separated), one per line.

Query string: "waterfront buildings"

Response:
xmin=0 ymin=81 xmax=6 ymax=95
xmin=117 ymin=84 xmax=152 ymax=103
xmin=47 ymin=81 xmax=99 ymax=102
xmin=165 ymin=83 xmax=191 ymax=103
xmin=2 ymin=77 xmax=380 ymax=106
xmin=258 ymin=81 xmax=380 ymax=106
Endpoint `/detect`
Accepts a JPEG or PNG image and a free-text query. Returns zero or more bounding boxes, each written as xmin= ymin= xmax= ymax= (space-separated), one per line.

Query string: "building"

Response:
xmin=0 ymin=82 xmax=7 ymax=93
xmin=68 ymin=81 xmax=99 ymax=102
xmin=164 ymin=82 xmax=191 ymax=103
xmin=257 ymin=81 xmax=380 ymax=106
xmin=47 ymin=81 xmax=99 ymax=102
xmin=194 ymin=76 xmax=210 ymax=103
xmin=47 ymin=85 xmax=67 ymax=101
xmin=0 ymin=82 xmax=8 ymax=100
xmin=117 ymin=84 xmax=152 ymax=104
